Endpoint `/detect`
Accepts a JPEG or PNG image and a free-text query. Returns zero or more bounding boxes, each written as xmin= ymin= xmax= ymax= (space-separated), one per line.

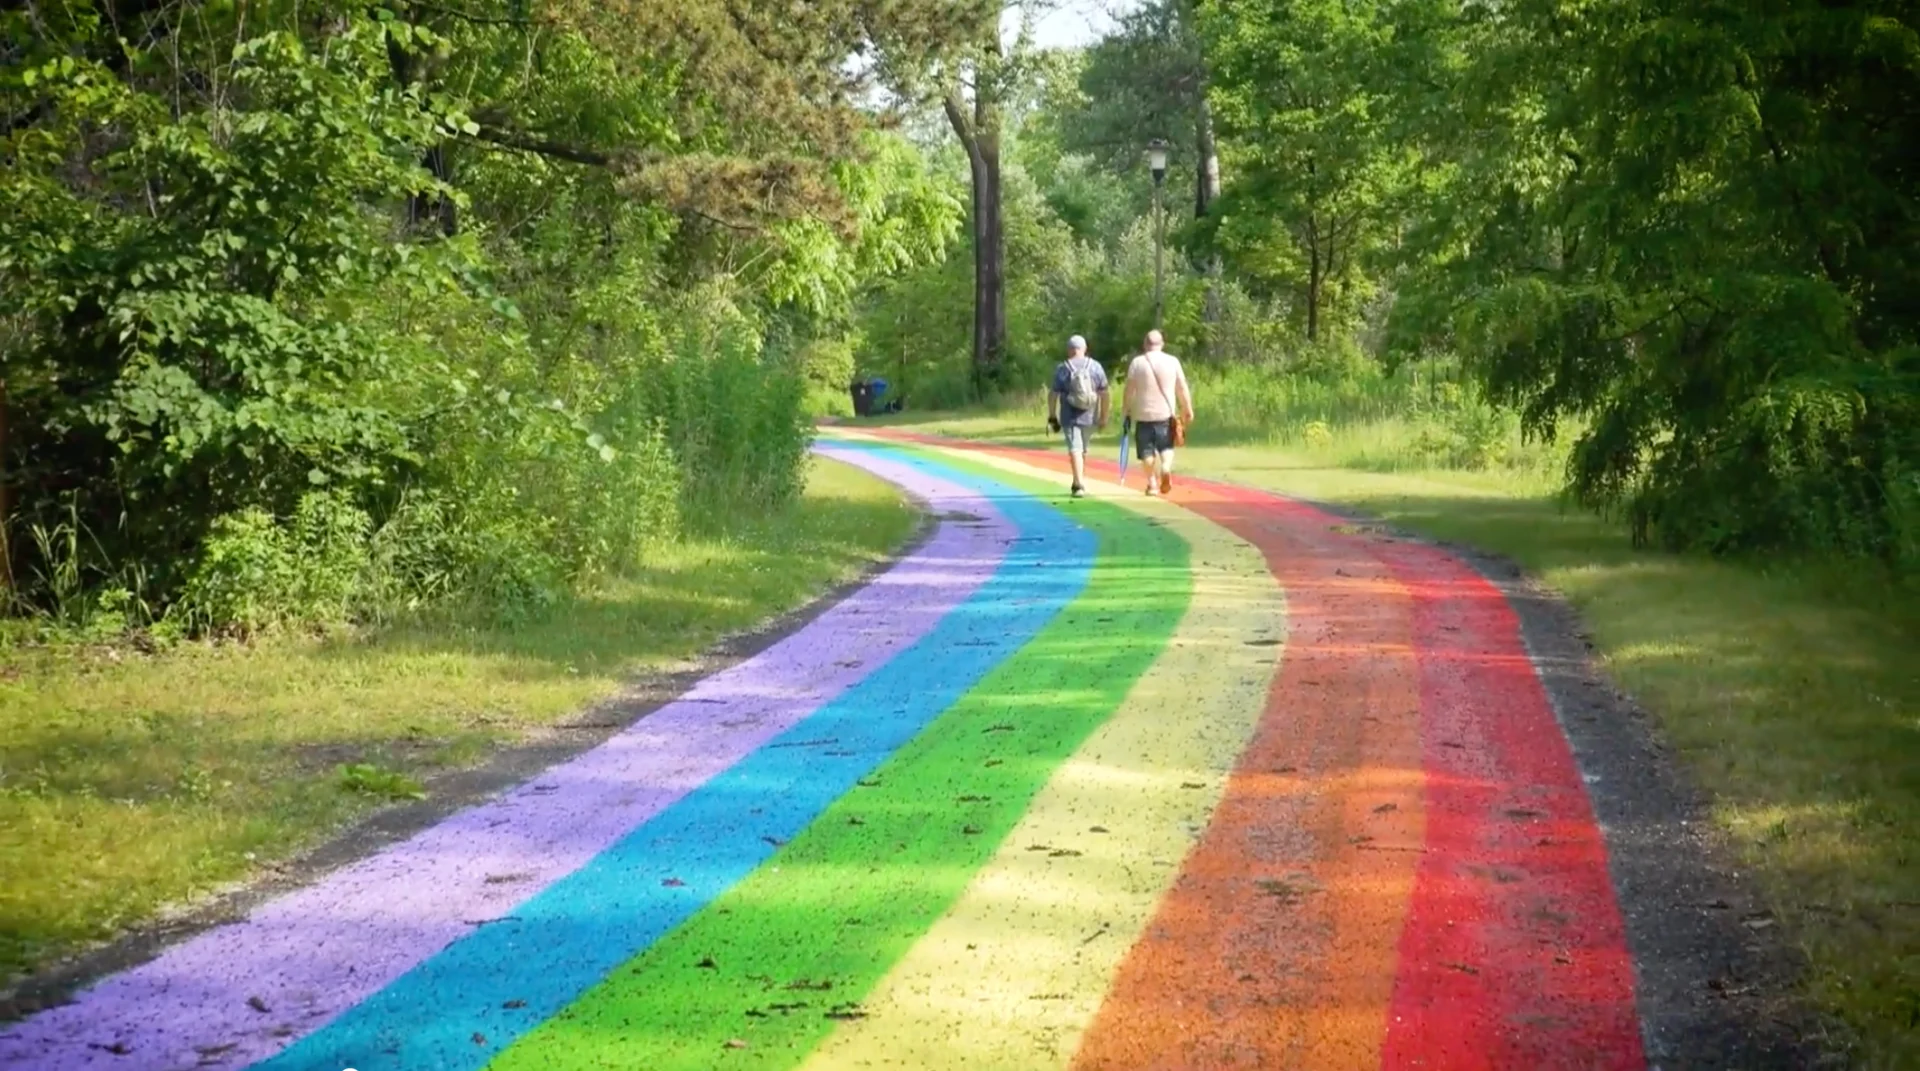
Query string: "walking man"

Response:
xmin=1122 ymin=329 xmax=1194 ymax=496
xmin=1047 ymin=334 xmax=1109 ymax=498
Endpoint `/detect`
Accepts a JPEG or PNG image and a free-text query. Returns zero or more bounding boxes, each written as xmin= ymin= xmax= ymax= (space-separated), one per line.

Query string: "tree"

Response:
xmin=1382 ymin=0 xmax=1920 ymax=558
xmin=0 ymin=0 xmax=984 ymax=606
xmin=1070 ymin=0 xmax=1214 ymax=218
xmin=943 ymin=30 xmax=1013 ymax=392
xmin=1067 ymin=0 xmax=1226 ymax=334
xmin=1201 ymin=0 xmax=1411 ymax=343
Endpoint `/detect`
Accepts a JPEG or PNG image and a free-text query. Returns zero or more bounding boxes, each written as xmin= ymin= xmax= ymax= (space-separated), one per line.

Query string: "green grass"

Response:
xmin=0 ymin=456 xmax=919 ymax=987
xmin=868 ymin=406 xmax=1920 ymax=1068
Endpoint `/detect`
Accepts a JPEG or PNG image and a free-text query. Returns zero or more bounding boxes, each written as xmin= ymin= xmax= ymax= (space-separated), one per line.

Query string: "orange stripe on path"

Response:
xmin=884 ymin=431 xmax=1427 ymax=1067
xmin=1069 ymin=480 xmax=1425 ymax=1070
xmin=872 ymin=430 xmax=1646 ymax=1070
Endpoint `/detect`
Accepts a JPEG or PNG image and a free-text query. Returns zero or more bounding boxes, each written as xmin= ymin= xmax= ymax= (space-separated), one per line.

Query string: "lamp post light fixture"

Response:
xmin=1146 ymin=138 xmax=1169 ymax=330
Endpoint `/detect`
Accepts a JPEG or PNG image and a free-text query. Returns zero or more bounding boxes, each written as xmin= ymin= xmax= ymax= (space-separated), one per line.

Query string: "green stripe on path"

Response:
xmin=486 ymin=452 xmax=1189 ymax=1070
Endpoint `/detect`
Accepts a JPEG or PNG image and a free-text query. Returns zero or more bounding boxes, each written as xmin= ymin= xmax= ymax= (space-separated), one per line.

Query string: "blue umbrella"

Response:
xmin=1118 ymin=417 xmax=1132 ymax=484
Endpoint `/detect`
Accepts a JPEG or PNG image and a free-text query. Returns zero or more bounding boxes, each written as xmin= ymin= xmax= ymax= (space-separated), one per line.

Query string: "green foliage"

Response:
xmin=1201 ymin=0 xmax=1414 ymax=342
xmin=1158 ymin=0 xmax=1920 ymax=567
xmin=4 ymin=15 xmax=456 ymax=597
xmin=1409 ymin=382 xmax=1516 ymax=472
xmin=800 ymin=337 xmax=859 ymax=418
xmin=1369 ymin=0 xmax=1920 ymax=562
xmin=177 ymin=508 xmax=303 ymax=637
xmin=802 ymin=337 xmax=858 ymax=397
xmin=1054 ymin=1 xmax=1204 ymax=202
xmin=2 ymin=1 xmax=965 ymax=629
xmin=177 ymin=492 xmax=370 ymax=635
xmin=1195 ymin=352 xmax=1526 ymax=466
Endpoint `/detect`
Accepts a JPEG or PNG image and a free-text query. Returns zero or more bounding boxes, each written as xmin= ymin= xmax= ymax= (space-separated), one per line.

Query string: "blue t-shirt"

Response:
xmin=1050 ymin=357 xmax=1109 ymax=427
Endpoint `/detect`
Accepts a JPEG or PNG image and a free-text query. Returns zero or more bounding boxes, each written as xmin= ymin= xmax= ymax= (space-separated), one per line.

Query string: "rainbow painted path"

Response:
xmin=1 ymin=432 xmax=1663 ymax=1070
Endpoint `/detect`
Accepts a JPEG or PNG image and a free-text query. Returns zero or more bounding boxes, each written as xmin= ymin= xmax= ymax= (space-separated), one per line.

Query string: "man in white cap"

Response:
xmin=1046 ymin=334 xmax=1109 ymax=498
xmin=1122 ymin=329 xmax=1193 ymax=495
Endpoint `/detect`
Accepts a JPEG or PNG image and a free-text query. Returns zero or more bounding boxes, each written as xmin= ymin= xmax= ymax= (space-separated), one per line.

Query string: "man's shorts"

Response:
xmin=1134 ymin=419 xmax=1173 ymax=459
xmin=1063 ymin=424 xmax=1090 ymax=456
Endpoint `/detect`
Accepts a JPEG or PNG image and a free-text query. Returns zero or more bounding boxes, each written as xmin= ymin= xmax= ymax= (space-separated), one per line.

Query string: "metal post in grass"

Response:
xmin=1147 ymin=138 xmax=1168 ymax=331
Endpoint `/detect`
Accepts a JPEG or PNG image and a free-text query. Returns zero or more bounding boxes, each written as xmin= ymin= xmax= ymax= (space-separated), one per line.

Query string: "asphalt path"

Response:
xmin=0 ymin=432 xmax=1813 ymax=1071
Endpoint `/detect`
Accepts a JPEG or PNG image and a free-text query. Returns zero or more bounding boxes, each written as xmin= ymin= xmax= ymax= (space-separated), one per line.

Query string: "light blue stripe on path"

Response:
xmin=254 ymin=444 xmax=1094 ymax=1071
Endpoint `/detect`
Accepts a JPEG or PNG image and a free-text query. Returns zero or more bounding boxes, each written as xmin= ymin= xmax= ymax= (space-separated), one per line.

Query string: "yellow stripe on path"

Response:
xmin=800 ymin=443 xmax=1285 ymax=1070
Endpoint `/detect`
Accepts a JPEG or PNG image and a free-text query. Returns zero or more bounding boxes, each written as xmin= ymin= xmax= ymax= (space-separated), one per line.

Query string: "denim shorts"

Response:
xmin=1134 ymin=419 xmax=1173 ymax=459
xmin=1063 ymin=424 xmax=1090 ymax=456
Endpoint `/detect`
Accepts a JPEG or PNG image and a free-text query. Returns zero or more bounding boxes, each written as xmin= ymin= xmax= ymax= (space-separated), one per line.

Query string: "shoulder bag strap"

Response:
xmin=1153 ymin=355 xmax=1177 ymax=419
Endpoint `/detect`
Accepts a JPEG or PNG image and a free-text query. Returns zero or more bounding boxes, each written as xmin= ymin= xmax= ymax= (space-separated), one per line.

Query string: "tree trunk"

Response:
xmin=1196 ymin=95 xmax=1224 ymax=343
xmin=387 ymin=4 xmax=457 ymax=236
xmin=978 ymin=130 xmax=1006 ymax=388
xmin=1306 ymin=216 xmax=1323 ymax=344
xmin=0 ymin=373 xmax=10 ymax=601
xmin=412 ymin=145 xmax=458 ymax=236
xmin=1195 ymin=96 xmax=1220 ymax=219
xmin=944 ymin=56 xmax=1008 ymax=397
xmin=1307 ymin=268 xmax=1321 ymax=343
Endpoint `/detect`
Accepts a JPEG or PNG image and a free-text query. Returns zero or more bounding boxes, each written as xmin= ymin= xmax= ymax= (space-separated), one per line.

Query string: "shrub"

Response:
xmin=177 ymin=508 xmax=302 ymax=636
xmin=289 ymin=492 xmax=373 ymax=623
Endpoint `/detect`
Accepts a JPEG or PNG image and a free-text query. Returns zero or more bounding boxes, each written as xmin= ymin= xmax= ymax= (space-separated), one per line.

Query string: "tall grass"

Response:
xmin=4 ymin=309 xmax=822 ymax=643
xmin=1188 ymin=357 xmax=1569 ymax=481
xmin=904 ymin=348 xmax=1572 ymax=488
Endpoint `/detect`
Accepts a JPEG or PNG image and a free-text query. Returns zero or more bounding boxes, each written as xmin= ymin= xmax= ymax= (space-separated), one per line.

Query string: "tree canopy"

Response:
xmin=0 ymin=0 xmax=976 ymax=617
xmin=4 ymin=0 xmax=1917 ymax=620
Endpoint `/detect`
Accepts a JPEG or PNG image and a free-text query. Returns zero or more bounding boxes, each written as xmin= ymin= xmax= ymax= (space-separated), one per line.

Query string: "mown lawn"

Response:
xmin=874 ymin=408 xmax=1920 ymax=1068
xmin=0 ymin=456 xmax=919 ymax=987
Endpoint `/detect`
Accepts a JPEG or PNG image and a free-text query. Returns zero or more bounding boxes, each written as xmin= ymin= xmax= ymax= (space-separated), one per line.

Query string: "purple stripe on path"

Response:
xmin=0 ymin=448 xmax=1009 ymax=1071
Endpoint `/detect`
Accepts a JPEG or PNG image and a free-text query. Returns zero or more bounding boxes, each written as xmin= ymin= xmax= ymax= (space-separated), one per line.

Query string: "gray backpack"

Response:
xmin=1063 ymin=357 xmax=1101 ymax=411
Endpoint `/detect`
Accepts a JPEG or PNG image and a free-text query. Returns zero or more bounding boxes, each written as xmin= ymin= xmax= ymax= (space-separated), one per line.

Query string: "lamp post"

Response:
xmin=1146 ymin=138 xmax=1169 ymax=331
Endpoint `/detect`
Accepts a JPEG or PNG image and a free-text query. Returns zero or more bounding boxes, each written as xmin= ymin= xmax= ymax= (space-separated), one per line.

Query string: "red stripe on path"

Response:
xmin=1375 ymin=536 xmax=1645 ymax=1070
xmin=868 ymin=429 xmax=1647 ymax=1070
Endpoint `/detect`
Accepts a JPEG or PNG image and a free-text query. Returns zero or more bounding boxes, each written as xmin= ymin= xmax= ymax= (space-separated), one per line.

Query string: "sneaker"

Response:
xmin=1144 ymin=482 xmax=1159 ymax=497
xmin=1159 ymin=471 xmax=1174 ymax=494
xmin=1070 ymin=483 xmax=1086 ymax=498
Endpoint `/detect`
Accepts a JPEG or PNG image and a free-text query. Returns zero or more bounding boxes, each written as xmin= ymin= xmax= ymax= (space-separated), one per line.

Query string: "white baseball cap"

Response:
xmin=1067 ymin=335 xmax=1087 ymax=349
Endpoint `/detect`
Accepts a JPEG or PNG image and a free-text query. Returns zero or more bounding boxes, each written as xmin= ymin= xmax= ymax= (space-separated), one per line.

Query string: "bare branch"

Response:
xmin=410 ymin=1 xmax=533 ymax=27
xmin=468 ymin=125 xmax=614 ymax=167
xmin=688 ymin=207 xmax=757 ymax=233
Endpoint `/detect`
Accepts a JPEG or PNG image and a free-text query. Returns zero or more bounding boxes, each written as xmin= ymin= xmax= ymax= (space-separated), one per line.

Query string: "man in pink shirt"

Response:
xmin=1122 ymin=330 xmax=1194 ymax=495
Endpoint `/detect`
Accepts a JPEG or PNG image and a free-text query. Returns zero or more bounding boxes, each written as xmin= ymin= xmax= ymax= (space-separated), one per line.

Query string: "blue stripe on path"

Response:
xmin=253 ymin=445 xmax=1093 ymax=1071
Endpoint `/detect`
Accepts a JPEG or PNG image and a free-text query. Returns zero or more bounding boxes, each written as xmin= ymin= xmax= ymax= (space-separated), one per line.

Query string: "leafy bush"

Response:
xmin=174 ymin=492 xmax=362 ymax=634
xmin=2 ymin=20 xmax=462 ymax=606
xmin=177 ymin=508 xmax=302 ymax=636
xmin=1404 ymin=383 xmax=1515 ymax=471
xmin=801 ymin=337 xmax=857 ymax=400
xmin=1 ymin=5 xmax=955 ymax=634
xmin=289 ymin=493 xmax=375 ymax=624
